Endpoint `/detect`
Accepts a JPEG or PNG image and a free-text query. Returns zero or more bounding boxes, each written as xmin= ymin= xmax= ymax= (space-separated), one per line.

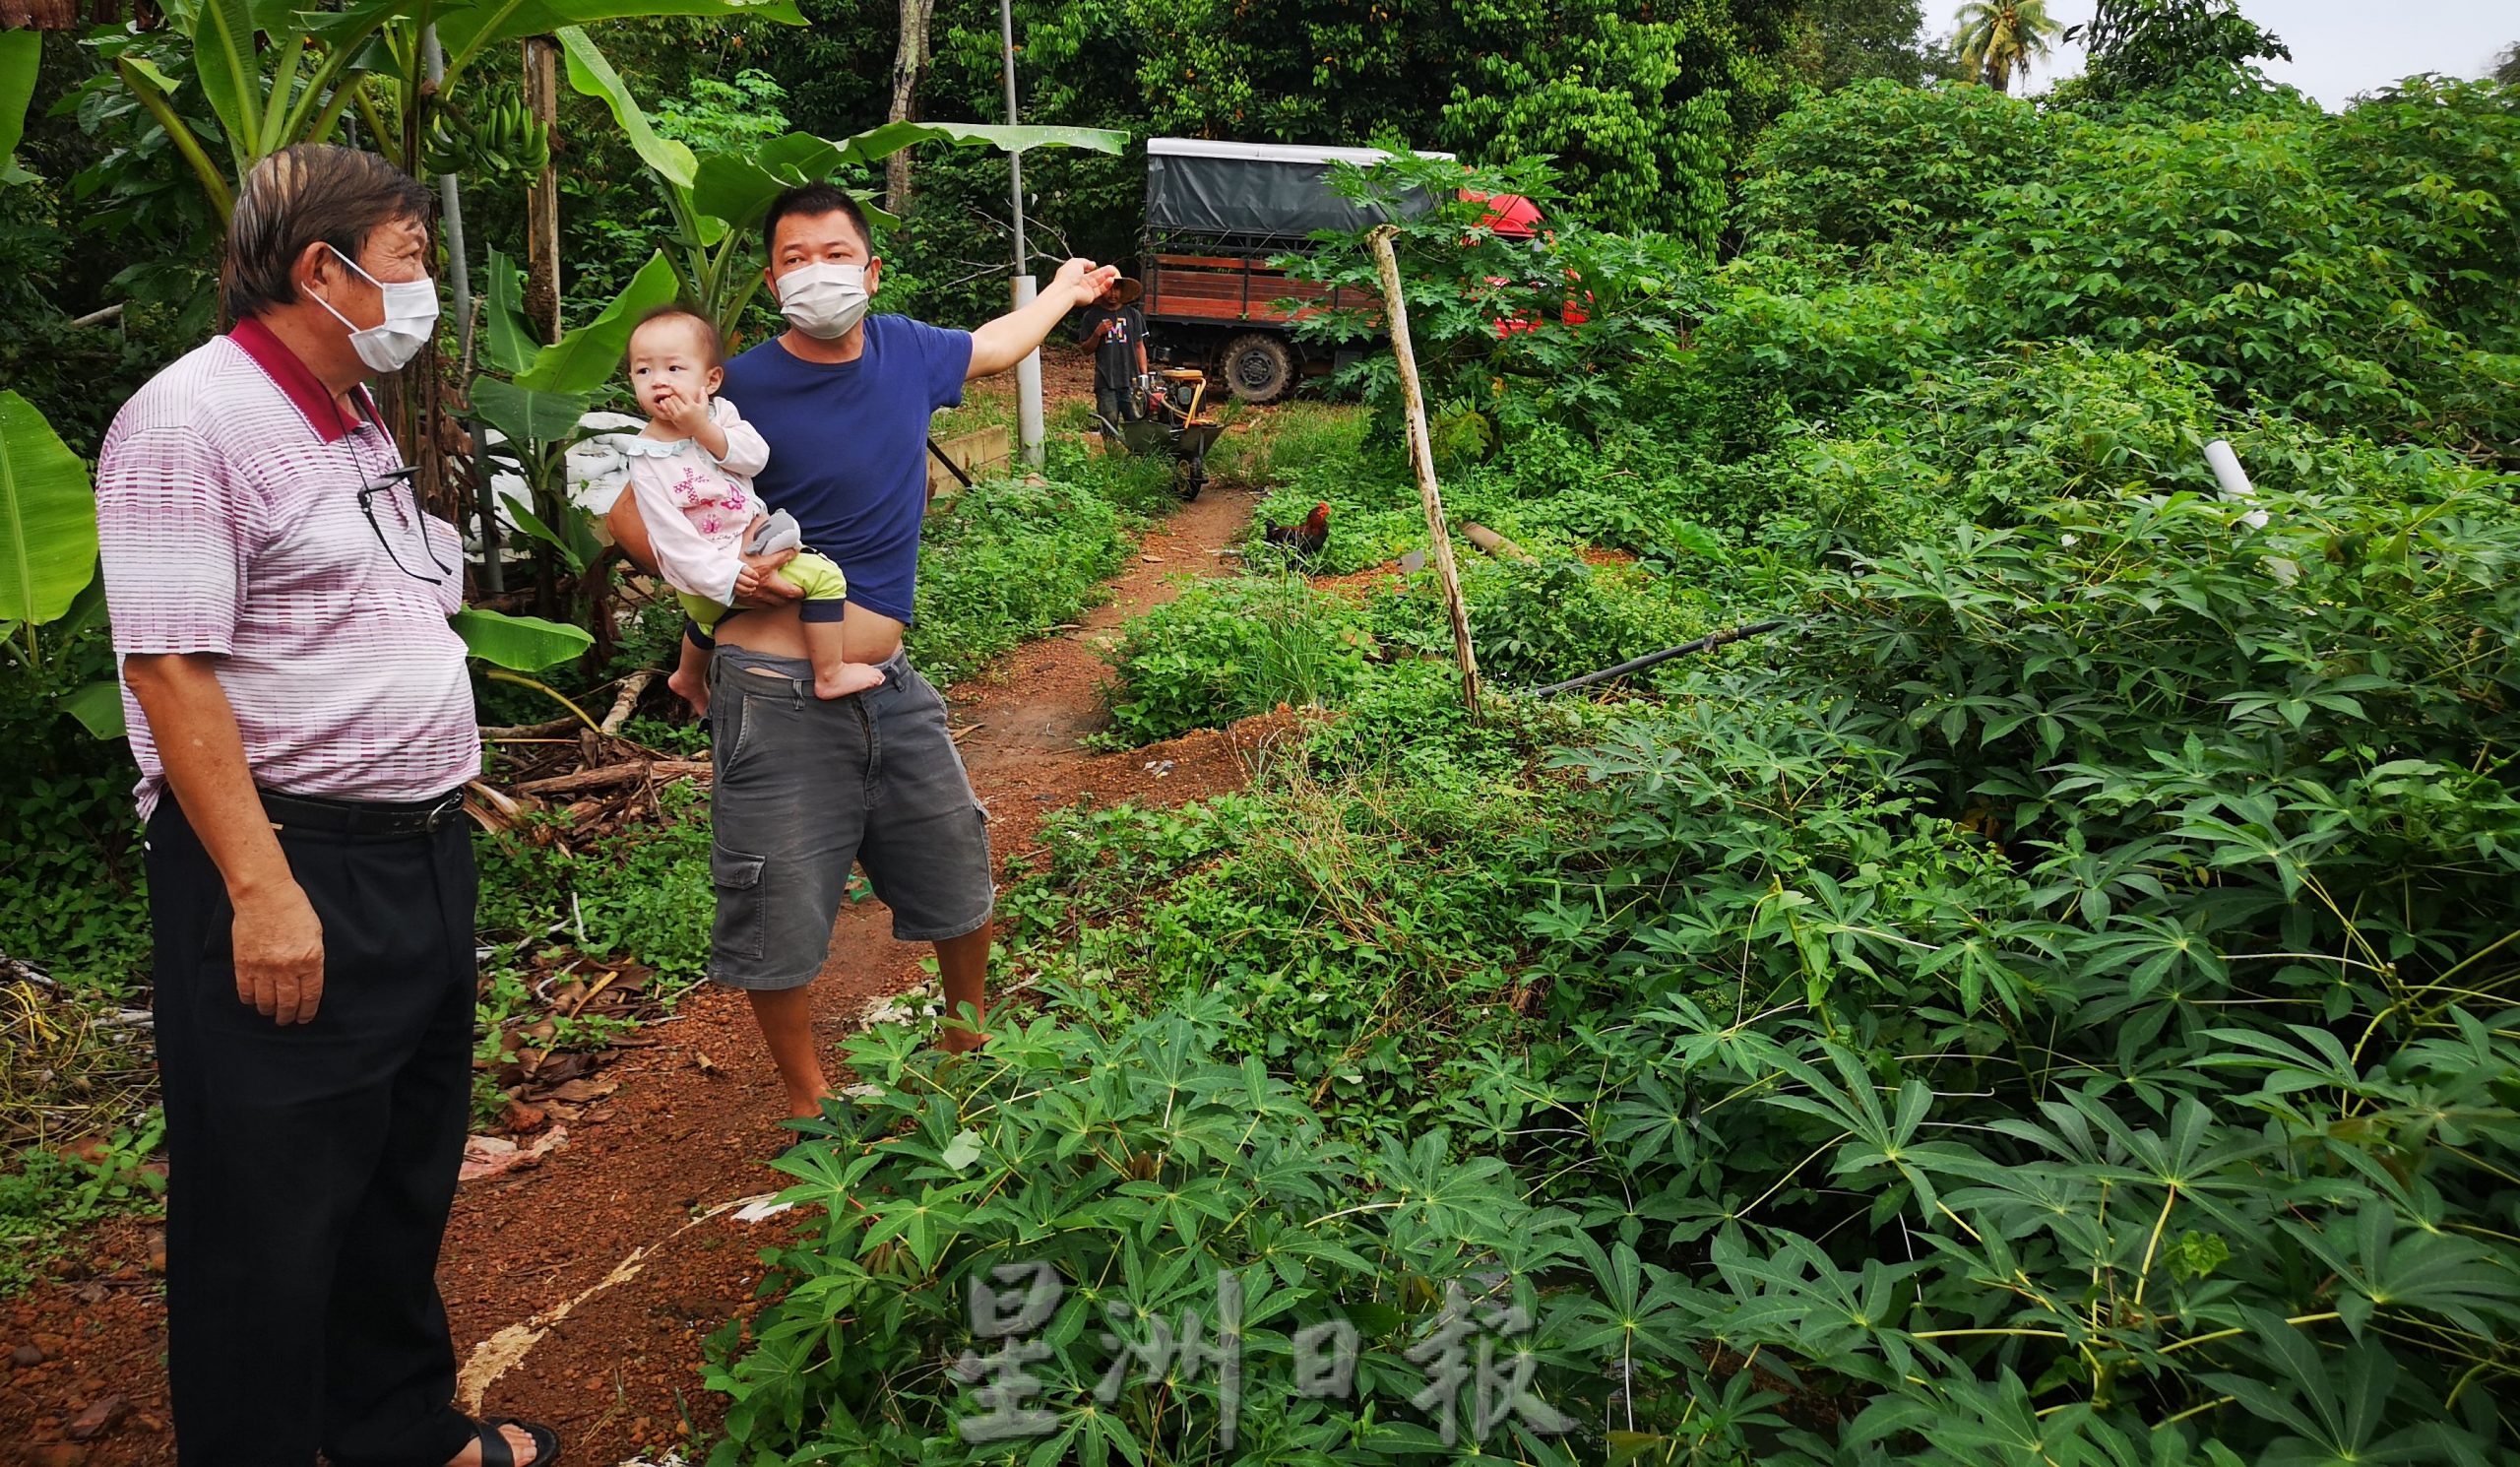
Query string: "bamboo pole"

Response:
xmin=1366 ymin=224 xmax=1480 ymax=721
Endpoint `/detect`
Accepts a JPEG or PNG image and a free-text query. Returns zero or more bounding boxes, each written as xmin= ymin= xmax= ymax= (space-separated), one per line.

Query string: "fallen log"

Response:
xmin=598 ymin=669 xmax=660 ymax=735
xmin=479 ymin=717 xmax=580 ymax=741
xmin=1461 ymin=523 xmax=1530 ymax=560
xmin=515 ymin=759 xmax=712 ymax=797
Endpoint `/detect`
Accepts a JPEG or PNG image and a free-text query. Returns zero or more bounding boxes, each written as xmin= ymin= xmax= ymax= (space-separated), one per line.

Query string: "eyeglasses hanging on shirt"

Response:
xmin=358 ymin=465 xmax=456 ymax=585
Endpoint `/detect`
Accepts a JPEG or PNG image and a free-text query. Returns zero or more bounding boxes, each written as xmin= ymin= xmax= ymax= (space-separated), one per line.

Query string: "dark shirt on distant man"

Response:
xmin=1075 ymin=303 xmax=1147 ymax=394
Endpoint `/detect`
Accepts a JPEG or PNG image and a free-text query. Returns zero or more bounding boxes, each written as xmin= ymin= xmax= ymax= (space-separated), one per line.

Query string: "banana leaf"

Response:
xmin=435 ymin=0 xmax=805 ymax=79
xmin=60 ymin=680 xmax=127 ymax=739
xmin=449 ymin=606 xmax=593 ymax=671
xmin=0 ymin=390 xmax=99 ymax=627
xmin=2 ymin=31 xmax=39 ymax=186
xmin=468 ymin=375 xmax=595 ymax=452
xmin=182 ymin=0 xmax=263 ymax=175
xmin=512 ymin=249 xmax=678 ymax=394
xmin=482 ymin=246 xmax=538 ymax=377
xmin=554 ymin=25 xmax=697 ymax=189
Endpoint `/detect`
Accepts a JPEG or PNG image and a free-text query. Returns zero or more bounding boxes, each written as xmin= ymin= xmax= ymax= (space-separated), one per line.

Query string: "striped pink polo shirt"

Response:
xmin=97 ymin=318 xmax=478 ymax=820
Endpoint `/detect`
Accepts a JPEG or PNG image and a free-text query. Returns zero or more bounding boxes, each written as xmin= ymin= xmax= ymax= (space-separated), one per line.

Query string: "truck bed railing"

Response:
xmin=1142 ymin=235 xmax=1374 ymax=328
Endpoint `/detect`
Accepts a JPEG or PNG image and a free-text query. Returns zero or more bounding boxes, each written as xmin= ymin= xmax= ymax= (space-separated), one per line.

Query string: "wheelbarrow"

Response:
xmin=1101 ymin=367 xmax=1225 ymax=500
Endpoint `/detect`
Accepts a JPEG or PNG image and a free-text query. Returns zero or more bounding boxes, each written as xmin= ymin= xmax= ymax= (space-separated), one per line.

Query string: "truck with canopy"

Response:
xmin=1140 ymin=138 xmax=1470 ymax=404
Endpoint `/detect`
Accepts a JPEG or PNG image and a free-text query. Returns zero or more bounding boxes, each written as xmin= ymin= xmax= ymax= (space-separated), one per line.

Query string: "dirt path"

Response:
xmin=4 ymin=474 xmax=1269 ymax=1467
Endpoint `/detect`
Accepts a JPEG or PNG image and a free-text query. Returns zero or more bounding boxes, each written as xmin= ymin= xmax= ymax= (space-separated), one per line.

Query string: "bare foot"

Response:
xmin=446 ymin=1424 xmax=543 ymax=1467
xmin=815 ymin=661 xmax=886 ymax=700
xmin=668 ymin=665 xmax=710 ymax=718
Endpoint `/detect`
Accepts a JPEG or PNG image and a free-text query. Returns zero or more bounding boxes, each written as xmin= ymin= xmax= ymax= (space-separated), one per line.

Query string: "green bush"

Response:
xmin=705 ymin=996 xmax=1636 ymax=1467
xmin=1738 ymin=78 xmax=2064 ymax=253
xmin=911 ymin=474 xmax=1133 ymax=687
xmin=472 ymin=785 xmax=718 ymax=987
xmin=0 ymin=608 xmax=148 ymax=998
xmin=1486 ymin=475 xmax=2520 ymax=1462
xmin=1101 ymin=577 xmax=1373 ymax=745
xmin=1359 ymin=555 xmax=1711 ymax=690
xmin=1967 ymin=81 xmax=2508 ymax=442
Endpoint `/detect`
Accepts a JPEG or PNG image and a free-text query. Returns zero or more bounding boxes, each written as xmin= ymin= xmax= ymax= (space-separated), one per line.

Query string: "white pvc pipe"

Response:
xmin=1013 ymin=274 xmax=1044 ymax=467
xmin=2204 ymin=439 xmax=2253 ymax=498
xmin=2203 ymin=439 xmax=2268 ymax=529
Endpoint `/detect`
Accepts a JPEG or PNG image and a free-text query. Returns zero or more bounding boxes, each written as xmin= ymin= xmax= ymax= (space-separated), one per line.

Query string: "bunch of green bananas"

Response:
xmin=420 ymin=98 xmax=550 ymax=181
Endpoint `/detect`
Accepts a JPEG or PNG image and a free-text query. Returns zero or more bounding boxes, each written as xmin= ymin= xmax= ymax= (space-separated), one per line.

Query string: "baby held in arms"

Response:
xmin=619 ymin=305 xmax=881 ymax=714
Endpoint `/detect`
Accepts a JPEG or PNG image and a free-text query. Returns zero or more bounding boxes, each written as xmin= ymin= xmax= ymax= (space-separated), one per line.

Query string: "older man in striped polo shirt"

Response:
xmin=97 ymin=147 xmax=553 ymax=1467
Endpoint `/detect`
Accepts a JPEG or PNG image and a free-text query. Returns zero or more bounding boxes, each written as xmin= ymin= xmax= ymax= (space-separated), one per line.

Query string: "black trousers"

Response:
xmin=148 ymin=796 xmax=477 ymax=1467
xmin=1097 ymin=382 xmax=1142 ymax=426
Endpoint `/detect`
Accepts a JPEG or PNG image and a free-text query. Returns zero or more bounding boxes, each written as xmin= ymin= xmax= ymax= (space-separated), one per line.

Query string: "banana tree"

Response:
xmin=557 ymin=25 xmax=1124 ymax=336
xmin=93 ymin=0 xmax=807 ymax=215
xmin=464 ymin=244 xmax=675 ymax=616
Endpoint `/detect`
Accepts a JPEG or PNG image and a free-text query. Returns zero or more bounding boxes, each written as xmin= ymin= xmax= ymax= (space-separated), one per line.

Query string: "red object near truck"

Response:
xmin=1140 ymin=139 xmax=1582 ymax=403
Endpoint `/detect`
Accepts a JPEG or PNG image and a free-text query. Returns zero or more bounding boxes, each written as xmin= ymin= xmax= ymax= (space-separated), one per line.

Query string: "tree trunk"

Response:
xmin=1367 ymin=225 xmax=1481 ymax=722
xmin=522 ymin=35 xmax=563 ymax=344
xmin=884 ymin=0 xmax=937 ymax=215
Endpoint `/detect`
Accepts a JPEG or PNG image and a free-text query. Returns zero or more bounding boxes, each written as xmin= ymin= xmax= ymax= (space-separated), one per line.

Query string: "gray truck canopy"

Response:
xmin=1145 ymin=138 xmax=1457 ymax=241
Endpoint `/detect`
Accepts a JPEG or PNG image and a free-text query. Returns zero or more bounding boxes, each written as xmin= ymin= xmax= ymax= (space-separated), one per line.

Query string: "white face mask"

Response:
xmin=775 ymin=262 xmax=871 ymax=340
xmin=314 ymin=246 xmax=439 ymax=374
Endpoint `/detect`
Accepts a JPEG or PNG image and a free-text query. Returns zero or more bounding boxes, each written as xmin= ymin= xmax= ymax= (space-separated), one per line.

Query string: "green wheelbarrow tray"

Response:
xmin=1174 ymin=420 xmax=1225 ymax=459
xmin=1116 ymin=416 xmax=1173 ymax=456
xmin=1116 ymin=415 xmax=1223 ymax=460
xmin=1112 ymin=415 xmax=1225 ymax=500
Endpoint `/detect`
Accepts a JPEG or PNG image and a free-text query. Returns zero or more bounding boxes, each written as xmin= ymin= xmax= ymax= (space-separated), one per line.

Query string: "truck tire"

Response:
xmin=1222 ymin=333 xmax=1295 ymax=405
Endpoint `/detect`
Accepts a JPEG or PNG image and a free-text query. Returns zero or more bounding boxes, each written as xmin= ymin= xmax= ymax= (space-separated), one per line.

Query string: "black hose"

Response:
xmin=926 ymin=437 xmax=976 ymax=490
xmin=1525 ymin=619 xmax=1791 ymax=697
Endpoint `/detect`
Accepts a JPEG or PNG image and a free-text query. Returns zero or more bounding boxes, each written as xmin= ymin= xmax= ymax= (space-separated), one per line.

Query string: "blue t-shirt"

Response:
xmin=719 ymin=314 xmax=973 ymax=624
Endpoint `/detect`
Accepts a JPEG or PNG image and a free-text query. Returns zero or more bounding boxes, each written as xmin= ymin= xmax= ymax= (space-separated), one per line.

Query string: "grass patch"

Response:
xmin=911 ymin=473 xmax=1134 ymax=686
xmin=0 ymin=1117 xmax=164 ymax=1296
xmin=1098 ymin=574 xmax=1374 ymax=745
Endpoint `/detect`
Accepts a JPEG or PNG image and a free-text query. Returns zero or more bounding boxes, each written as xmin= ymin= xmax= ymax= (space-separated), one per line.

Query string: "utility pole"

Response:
xmin=999 ymin=0 xmax=1043 ymax=467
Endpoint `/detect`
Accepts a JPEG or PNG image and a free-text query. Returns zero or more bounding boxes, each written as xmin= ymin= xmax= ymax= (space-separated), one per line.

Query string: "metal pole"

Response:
xmin=999 ymin=0 xmax=1043 ymax=466
xmin=423 ymin=26 xmax=501 ymax=591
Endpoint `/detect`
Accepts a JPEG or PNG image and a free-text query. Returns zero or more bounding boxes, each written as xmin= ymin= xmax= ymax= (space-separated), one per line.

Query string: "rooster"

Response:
xmin=1263 ymin=502 xmax=1331 ymax=563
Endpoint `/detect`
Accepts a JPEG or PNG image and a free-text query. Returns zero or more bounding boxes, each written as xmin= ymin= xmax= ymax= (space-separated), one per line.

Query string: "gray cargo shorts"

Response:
xmin=705 ymin=645 xmax=993 ymax=989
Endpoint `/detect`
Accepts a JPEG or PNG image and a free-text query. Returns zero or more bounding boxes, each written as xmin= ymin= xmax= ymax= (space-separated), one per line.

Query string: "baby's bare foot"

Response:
xmin=668 ymin=666 xmax=710 ymax=718
xmin=816 ymin=662 xmax=886 ymax=700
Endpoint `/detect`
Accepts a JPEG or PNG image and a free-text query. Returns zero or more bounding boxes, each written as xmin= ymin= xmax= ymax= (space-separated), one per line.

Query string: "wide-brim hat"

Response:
xmin=1109 ymin=277 xmax=1144 ymax=304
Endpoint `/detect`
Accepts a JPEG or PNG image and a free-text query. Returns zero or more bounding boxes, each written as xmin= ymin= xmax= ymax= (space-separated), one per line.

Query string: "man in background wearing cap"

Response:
xmin=1077 ymin=276 xmax=1149 ymax=430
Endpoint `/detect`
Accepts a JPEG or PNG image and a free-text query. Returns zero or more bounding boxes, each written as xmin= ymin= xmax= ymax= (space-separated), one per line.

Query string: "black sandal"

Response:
xmin=472 ymin=1415 xmax=563 ymax=1467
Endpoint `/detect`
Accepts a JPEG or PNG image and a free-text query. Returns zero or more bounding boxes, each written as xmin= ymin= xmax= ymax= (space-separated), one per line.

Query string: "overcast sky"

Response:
xmin=1994 ymin=1 xmax=2514 ymax=108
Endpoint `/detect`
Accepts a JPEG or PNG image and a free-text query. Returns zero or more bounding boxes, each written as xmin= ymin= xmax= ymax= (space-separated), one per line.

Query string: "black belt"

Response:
xmin=260 ymin=788 xmax=468 ymax=839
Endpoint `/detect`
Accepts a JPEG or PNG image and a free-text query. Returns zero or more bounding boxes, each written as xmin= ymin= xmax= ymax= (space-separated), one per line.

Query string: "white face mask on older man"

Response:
xmin=775 ymin=262 xmax=872 ymax=340
xmin=314 ymin=245 xmax=440 ymax=374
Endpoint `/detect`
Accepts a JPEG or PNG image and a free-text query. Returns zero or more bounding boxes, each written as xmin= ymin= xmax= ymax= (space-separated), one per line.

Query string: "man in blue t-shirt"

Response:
xmin=608 ymin=182 xmax=1117 ymax=1130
